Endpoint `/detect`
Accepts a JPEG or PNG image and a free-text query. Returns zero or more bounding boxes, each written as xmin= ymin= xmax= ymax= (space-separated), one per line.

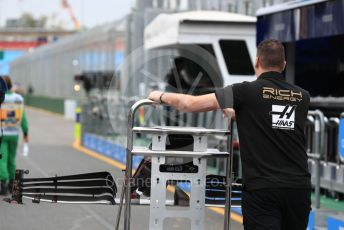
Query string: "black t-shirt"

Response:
xmin=215 ymin=71 xmax=311 ymax=191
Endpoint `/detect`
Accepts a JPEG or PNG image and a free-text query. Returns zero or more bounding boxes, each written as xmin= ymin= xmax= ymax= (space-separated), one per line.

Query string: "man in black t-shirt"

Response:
xmin=149 ymin=39 xmax=311 ymax=230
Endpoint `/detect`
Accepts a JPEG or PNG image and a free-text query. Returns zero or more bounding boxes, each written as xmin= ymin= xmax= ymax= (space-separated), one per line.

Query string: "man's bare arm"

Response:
xmin=148 ymin=91 xmax=220 ymax=112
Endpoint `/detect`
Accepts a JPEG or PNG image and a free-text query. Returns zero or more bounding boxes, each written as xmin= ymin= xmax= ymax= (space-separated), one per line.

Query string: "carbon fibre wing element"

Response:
xmin=4 ymin=170 xmax=117 ymax=205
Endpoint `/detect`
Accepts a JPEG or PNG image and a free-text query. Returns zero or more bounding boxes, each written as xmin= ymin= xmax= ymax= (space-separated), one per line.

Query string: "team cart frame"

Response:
xmin=6 ymin=99 xmax=240 ymax=230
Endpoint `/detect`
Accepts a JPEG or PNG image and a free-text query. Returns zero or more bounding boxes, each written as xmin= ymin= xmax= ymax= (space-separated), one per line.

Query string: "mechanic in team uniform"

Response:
xmin=149 ymin=39 xmax=311 ymax=230
xmin=0 ymin=76 xmax=28 ymax=195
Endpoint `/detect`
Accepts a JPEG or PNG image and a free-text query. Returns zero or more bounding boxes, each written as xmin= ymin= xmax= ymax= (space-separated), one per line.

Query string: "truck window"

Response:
xmin=219 ymin=40 xmax=254 ymax=76
xmin=199 ymin=44 xmax=215 ymax=57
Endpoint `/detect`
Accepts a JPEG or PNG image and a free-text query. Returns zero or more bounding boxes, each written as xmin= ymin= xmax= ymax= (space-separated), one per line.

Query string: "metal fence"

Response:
xmin=305 ymin=110 xmax=344 ymax=209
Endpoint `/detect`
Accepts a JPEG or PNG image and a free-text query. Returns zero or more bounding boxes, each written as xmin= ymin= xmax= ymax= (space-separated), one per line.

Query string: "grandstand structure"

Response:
xmin=0 ymin=28 xmax=74 ymax=75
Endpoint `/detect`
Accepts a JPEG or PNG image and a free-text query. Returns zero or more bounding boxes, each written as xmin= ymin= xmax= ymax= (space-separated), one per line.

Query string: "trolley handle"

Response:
xmin=128 ymin=99 xmax=162 ymax=130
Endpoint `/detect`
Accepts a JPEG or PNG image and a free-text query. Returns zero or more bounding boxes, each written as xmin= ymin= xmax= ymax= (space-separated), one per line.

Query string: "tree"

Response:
xmin=20 ymin=13 xmax=37 ymax=27
xmin=6 ymin=13 xmax=48 ymax=28
xmin=21 ymin=13 xmax=47 ymax=28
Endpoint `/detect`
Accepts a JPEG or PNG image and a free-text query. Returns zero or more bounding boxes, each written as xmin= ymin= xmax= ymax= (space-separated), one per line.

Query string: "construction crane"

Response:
xmin=61 ymin=0 xmax=81 ymax=30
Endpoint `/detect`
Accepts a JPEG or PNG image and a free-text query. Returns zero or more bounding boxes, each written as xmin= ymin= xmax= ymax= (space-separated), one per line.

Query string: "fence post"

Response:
xmin=339 ymin=113 xmax=344 ymax=163
xmin=308 ymin=110 xmax=325 ymax=209
xmin=74 ymin=106 xmax=82 ymax=146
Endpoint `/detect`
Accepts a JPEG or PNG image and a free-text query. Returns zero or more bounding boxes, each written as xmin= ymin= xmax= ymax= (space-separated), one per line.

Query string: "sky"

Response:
xmin=0 ymin=0 xmax=135 ymax=29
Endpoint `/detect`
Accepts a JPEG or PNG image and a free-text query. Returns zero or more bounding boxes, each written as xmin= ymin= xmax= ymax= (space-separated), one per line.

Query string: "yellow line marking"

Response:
xmin=208 ymin=207 xmax=243 ymax=224
xmin=166 ymin=185 xmax=243 ymax=224
xmin=73 ymin=141 xmax=243 ymax=224
xmin=167 ymin=185 xmax=176 ymax=193
xmin=73 ymin=141 xmax=125 ymax=170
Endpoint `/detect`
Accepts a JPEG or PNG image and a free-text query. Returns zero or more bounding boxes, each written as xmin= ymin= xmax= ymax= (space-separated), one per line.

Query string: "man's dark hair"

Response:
xmin=257 ymin=39 xmax=285 ymax=71
xmin=2 ymin=75 xmax=12 ymax=90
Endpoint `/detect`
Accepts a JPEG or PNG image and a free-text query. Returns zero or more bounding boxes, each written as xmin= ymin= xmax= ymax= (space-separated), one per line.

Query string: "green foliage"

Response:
xmin=23 ymin=13 xmax=47 ymax=28
xmin=10 ymin=13 xmax=48 ymax=28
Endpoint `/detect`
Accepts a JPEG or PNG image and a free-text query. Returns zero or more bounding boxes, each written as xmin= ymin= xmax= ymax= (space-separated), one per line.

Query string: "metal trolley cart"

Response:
xmin=115 ymin=99 xmax=237 ymax=230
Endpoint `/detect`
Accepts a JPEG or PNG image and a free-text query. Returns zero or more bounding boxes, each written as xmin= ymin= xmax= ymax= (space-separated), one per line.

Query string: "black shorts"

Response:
xmin=242 ymin=188 xmax=311 ymax=230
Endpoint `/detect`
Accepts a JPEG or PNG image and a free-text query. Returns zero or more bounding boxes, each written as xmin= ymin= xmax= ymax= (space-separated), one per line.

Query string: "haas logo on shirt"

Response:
xmin=270 ymin=105 xmax=296 ymax=130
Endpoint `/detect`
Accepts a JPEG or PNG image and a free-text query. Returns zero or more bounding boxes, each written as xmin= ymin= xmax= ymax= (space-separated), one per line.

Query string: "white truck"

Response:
xmin=144 ymin=11 xmax=257 ymax=90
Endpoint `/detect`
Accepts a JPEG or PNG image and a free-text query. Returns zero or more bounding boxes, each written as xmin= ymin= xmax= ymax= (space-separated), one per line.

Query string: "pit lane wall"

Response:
xmin=24 ymin=94 xmax=77 ymax=119
xmin=82 ymin=132 xmax=143 ymax=169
